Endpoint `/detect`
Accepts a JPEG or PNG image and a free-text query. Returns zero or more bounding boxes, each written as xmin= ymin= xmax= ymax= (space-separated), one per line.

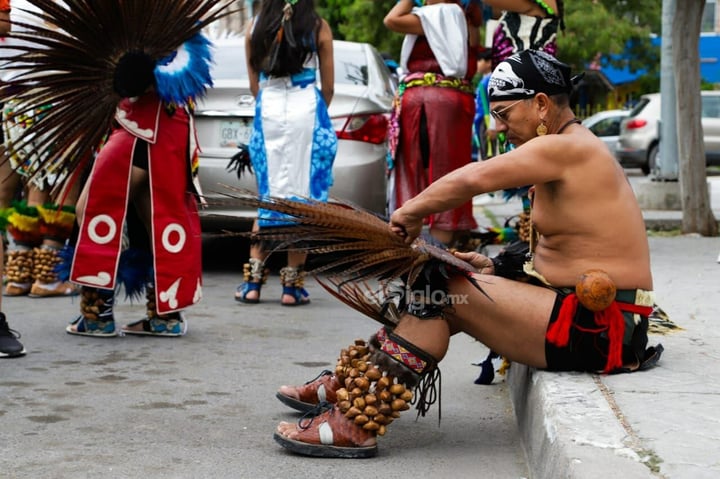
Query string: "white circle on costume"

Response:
xmin=162 ymin=223 xmax=186 ymax=253
xmin=88 ymin=215 xmax=117 ymax=244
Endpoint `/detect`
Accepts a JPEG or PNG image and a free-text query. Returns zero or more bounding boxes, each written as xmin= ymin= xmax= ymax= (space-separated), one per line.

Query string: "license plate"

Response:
xmin=219 ymin=120 xmax=252 ymax=147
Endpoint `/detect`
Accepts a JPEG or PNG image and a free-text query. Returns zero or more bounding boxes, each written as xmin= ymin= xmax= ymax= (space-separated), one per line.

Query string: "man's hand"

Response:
xmin=454 ymin=251 xmax=494 ymax=275
xmin=389 ymin=208 xmax=423 ymax=245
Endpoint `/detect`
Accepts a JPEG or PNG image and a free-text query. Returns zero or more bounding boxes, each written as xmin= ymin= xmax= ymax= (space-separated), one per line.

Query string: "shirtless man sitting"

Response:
xmin=273 ymin=49 xmax=663 ymax=459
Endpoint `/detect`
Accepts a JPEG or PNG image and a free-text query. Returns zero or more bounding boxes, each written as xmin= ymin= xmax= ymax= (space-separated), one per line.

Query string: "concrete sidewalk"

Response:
xmin=475 ymin=175 xmax=720 ymax=478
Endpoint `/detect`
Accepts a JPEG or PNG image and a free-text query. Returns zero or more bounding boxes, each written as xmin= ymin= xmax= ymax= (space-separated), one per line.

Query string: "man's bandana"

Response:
xmin=488 ymin=50 xmax=573 ymax=101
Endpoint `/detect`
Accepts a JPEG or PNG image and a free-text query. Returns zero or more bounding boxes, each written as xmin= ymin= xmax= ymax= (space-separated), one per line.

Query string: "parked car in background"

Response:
xmin=616 ymin=91 xmax=720 ymax=175
xmin=195 ymin=36 xmax=395 ymax=231
xmin=581 ymin=109 xmax=629 ymax=161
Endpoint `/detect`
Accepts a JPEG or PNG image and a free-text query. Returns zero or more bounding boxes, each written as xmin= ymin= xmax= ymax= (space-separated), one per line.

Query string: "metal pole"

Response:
xmin=657 ymin=0 xmax=679 ymax=181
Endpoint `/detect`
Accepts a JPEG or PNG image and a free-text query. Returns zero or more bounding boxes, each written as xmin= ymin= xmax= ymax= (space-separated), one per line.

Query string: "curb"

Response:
xmin=507 ymin=365 xmax=654 ymax=478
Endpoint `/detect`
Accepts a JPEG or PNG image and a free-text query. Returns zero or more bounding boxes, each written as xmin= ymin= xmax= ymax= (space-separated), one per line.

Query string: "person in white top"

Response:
xmin=234 ymin=0 xmax=336 ymax=306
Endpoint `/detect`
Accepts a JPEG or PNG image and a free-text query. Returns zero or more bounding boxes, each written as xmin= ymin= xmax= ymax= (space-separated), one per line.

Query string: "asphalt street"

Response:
xmin=0 ymin=237 xmax=529 ymax=479
xmin=3 ymin=170 xmax=718 ymax=478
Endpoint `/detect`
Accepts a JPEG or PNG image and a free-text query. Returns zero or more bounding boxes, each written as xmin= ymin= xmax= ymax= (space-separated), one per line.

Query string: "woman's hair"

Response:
xmin=249 ymin=0 xmax=320 ymax=77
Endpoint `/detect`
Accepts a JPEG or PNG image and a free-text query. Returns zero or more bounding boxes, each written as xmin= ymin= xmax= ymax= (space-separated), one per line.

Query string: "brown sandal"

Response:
xmin=276 ymin=370 xmax=341 ymax=413
xmin=274 ymin=404 xmax=378 ymax=458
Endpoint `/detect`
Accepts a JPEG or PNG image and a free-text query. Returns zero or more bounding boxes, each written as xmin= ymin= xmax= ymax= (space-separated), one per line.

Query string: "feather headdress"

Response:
xmin=221 ymin=187 xmax=488 ymax=326
xmin=0 ymin=0 xmax=237 ymax=186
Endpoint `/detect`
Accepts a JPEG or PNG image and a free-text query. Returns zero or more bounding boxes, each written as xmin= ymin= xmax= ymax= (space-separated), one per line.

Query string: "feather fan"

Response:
xmin=0 ymin=0 xmax=237 ymax=186
xmin=219 ymin=187 xmax=488 ymax=325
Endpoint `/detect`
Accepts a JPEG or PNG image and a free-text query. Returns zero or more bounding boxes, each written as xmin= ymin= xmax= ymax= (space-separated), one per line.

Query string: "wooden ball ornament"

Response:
xmin=575 ymin=269 xmax=617 ymax=312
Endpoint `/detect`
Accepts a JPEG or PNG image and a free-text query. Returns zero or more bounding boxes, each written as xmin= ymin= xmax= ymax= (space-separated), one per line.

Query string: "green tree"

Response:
xmin=558 ymin=0 xmax=661 ymax=76
xmin=316 ymin=0 xmax=356 ymax=39
xmin=318 ymin=0 xmax=403 ymax=57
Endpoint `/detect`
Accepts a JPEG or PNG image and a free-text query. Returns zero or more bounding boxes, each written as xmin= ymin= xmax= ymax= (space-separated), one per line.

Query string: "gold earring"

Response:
xmin=536 ymin=121 xmax=548 ymax=136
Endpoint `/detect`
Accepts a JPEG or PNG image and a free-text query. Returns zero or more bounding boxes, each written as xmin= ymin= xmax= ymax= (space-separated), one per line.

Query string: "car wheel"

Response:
xmin=643 ymin=144 xmax=659 ymax=176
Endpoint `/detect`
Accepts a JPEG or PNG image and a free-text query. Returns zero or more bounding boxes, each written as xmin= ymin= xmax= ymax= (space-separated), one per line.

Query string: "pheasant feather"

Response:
xmin=220 ymin=187 xmax=489 ymax=325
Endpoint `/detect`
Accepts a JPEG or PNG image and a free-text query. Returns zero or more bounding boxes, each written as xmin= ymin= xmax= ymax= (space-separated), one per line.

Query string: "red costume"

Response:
xmin=393 ymin=37 xmax=477 ymax=232
xmin=71 ymin=93 xmax=202 ymax=315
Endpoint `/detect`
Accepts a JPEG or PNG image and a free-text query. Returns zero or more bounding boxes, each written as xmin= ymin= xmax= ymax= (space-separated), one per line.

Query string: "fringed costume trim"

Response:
xmin=0 ymin=207 xmax=13 ymax=233
xmin=7 ymin=201 xmax=41 ymax=246
xmin=37 ymin=204 xmax=76 ymax=242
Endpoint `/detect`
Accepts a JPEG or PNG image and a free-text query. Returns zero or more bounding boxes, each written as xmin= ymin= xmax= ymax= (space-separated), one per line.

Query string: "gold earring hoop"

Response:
xmin=536 ymin=121 xmax=548 ymax=136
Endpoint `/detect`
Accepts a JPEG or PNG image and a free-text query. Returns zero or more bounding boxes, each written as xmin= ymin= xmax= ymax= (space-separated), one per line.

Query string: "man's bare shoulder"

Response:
xmin=528 ymin=127 xmax=612 ymax=164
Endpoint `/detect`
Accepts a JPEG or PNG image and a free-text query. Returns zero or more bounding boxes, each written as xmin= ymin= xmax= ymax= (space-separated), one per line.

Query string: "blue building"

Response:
xmin=603 ymin=34 xmax=719 ymax=85
xmin=577 ymin=33 xmax=720 ymax=116
xmin=699 ymin=34 xmax=720 ymax=84
xmin=578 ymin=1 xmax=720 ymax=115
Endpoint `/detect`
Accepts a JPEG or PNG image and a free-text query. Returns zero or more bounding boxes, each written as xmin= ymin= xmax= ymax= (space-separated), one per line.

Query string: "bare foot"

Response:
xmin=281 ymin=285 xmax=310 ymax=306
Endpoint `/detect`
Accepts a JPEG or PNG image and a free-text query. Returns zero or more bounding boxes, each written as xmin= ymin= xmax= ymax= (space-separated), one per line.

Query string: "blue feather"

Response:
xmin=501 ymin=186 xmax=531 ymax=201
xmin=154 ymin=32 xmax=214 ymax=104
xmin=117 ymin=248 xmax=154 ymax=302
xmin=54 ymin=244 xmax=75 ymax=282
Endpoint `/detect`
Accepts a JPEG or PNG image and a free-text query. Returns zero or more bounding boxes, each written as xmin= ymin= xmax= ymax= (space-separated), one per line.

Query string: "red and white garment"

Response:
xmin=71 ymin=92 xmax=202 ymax=314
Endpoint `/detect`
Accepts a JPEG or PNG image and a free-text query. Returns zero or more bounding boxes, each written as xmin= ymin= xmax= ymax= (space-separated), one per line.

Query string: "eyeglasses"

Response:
xmin=491 ymin=99 xmax=525 ymax=122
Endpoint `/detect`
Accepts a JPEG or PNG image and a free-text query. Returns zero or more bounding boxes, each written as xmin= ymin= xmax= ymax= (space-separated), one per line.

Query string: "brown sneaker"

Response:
xmin=276 ymin=370 xmax=342 ymax=413
xmin=274 ymin=404 xmax=378 ymax=458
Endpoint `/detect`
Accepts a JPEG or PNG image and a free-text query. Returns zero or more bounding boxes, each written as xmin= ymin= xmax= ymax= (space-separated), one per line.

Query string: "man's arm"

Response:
xmin=0 ymin=0 xmax=10 ymax=37
xmin=390 ymin=136 xmax=571 ymax=243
